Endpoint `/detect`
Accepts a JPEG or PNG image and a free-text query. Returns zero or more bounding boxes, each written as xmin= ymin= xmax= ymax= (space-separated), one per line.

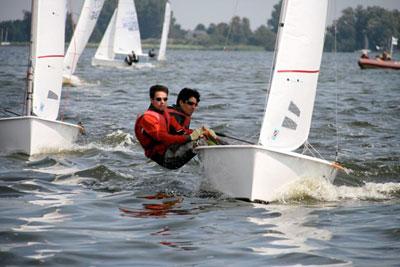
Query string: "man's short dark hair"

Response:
xmin=149 ymin=84 xmax=169 ymax=99
xmin=176 ymin=88 xmax=200 ymax=106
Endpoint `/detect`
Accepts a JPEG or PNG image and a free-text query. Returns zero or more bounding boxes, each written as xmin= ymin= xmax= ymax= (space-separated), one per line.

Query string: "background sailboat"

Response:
xmin=0 ymin=28 xmax=11 ymax=46
xmin=196 ymin=0 xmax=342 ymax=203
xmin=63 ymin=0 xmax=105 ymax=86
xmin=92 ymin=0 xmax=150 ymax=67
xmin=0 ymin=0 xmax=82 ymax=156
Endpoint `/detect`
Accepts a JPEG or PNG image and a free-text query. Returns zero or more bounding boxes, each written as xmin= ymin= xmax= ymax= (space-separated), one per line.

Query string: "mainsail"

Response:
xmin=259 ymin=0 xmax=328 ymax=151
xmin=113 ymin=0 xmax=142 ymax=55
xmin=31 ymin=0 xmax=66 ymax=120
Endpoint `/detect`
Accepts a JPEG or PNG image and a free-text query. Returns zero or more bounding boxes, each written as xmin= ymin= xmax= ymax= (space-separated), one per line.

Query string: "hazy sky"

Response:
xmin=0 ymin=0 xmax=399 ymax=30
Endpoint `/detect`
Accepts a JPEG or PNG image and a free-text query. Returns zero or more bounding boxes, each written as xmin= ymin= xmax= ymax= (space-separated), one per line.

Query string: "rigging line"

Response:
xmin=60 ymin=0 xmax=77 ymax=122
xmin=306 ymin=141 xmax=326 ymax=161
xmin=258 ymin=0 xmax=286 ymax=146
xmin=1 ymin=108 xmax=21 ymax=116
xmin=70 ymin=0 xmax=81 ymax=125
xmin=223 ymin=0 xmax=239 ymax=51
xmin=333 ymin=2 xmax=340 ymax=161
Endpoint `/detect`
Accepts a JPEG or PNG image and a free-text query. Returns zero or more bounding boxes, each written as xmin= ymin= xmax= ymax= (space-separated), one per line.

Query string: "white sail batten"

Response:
xmin=157 ymin=1 xmax=171 ymax=61
xmin=259 ymin=0 xmax=328 ymax=151
xmin=94 ymin=9 xmax=117 ymax=60
xmin=31 ymin=0 xmax=66 ymax=120
xmin=113 ymin=0 xmax=143 ymax=56
xmin=64 ymin=0 xmax=104 ymax=76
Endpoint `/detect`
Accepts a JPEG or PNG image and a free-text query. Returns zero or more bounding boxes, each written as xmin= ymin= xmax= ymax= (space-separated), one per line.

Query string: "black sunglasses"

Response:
xmin=185 ymin=100 xmax=198 ymax=107
xmin=154 ymin=97 xmax=168 ymax=102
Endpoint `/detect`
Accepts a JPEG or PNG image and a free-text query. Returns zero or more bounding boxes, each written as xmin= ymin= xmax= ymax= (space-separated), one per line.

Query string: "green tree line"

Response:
xmin=0 ymin=0 xmax=399 ymax=52
xmin=325 ymin=6 xmax=400 ymax=52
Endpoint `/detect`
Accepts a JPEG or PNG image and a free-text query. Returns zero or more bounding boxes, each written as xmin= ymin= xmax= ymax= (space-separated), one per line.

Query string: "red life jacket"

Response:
xmin=167 ymin=106 xmax=192 ymax=135
xmin=135 ymin=110 xmax=170 ymax=158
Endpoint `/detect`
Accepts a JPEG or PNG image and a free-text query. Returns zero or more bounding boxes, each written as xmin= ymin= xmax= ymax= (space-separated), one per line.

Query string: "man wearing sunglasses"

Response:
xmin=167 ymin=88 xmax=199 ymax=135
xmin=135 ymin=85 xmax=205 ymax=169
xmin=168 ymin=88 xmax=220 ymax=145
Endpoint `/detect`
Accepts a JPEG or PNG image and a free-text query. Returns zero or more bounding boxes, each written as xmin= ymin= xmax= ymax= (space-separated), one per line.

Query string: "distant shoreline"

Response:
xmin=2 ymin=42 xmax=396 ymax=54
xmin=1 ymin=42 xmax=267 ymax=51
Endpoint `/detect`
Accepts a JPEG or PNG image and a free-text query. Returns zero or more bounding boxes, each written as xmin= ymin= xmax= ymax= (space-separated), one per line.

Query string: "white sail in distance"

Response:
xmin=113 ymin=0 xmax=143 ymax=56
xmin=258 ymin=0 xmax=328 ymax=151
xmin=157 ymin=1 xmax=171 ymax=61
xmin=64 ymin=0 xmax=104 ymax=77
xmin=31 ymin=0 xmax=66 ymax=120
xmin=94 ymin=9 xmax=117 ymax=60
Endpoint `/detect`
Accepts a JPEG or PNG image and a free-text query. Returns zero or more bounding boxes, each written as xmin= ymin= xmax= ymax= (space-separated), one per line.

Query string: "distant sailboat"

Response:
xmin=196 ymin=0 xmax=342 ymax=203
xmin=0 ymin=0 xmax=83 ymax=156
xmin=92 ymin=0 xmax=150 ymax=67
xmin=157 ymin=1 xmax=171 ymax=61
xmin=0 ymin=28 xmax=11 ymax=46
xmin=63 ymin=0 xmax=105 ymax=86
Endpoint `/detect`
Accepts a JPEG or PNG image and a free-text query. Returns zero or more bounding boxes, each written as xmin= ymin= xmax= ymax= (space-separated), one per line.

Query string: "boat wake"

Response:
xmin=63 ymin=76 xmax=101 ymax=87
xmin=274 ymin=176 xmax=400 ymax=203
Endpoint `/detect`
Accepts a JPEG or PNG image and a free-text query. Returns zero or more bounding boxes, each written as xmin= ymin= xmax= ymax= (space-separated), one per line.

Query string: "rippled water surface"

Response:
xmin=0 ymin=46 xmax=399 ymax=266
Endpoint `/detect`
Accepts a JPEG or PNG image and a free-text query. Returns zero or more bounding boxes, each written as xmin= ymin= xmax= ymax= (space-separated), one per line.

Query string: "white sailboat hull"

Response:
xmin=196 ymin=145 xmax=338 ymax=203
xmin=0 ymin=116 xmax=81 ymax=156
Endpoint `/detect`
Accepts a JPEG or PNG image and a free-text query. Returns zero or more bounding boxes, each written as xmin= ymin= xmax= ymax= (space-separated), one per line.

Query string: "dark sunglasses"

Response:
xmin=154 ymin=97 xmax=168 ymax=102
xmin=185 ymin=100 xmax=198 ymax=107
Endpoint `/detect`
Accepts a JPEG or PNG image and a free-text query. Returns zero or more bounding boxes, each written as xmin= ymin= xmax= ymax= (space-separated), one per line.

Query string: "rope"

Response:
xmin=333 ymin=3 xmax=340 ymax=161
xmin=302 ymin=141 xmax=326 ymax=161
xmin=60 ymin=0 xmax=79 ymax=122
xmin=1 ymin=108 xmax=21 ymax=117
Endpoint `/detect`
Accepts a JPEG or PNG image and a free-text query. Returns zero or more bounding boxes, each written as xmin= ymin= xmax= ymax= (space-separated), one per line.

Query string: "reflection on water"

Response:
xmin=119 ymin=192 xmax=188 ymax=218
xmin=248 ymin=205 xmax=333 ymax=255
xmin=248 ymin=204 xmax=353 ymax=266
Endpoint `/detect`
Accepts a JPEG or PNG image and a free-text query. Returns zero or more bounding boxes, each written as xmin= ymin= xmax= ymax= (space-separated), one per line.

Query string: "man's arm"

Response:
xmin=169 ymin=115 xmax=193 ymax=135
xmin=141 ymin=115 xmax=190 ymax=146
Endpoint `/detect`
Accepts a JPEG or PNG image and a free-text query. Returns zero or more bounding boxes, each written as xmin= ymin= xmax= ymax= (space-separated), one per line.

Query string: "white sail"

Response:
xmin=157 ymin=1 xmax=171 ymax=61
xmin=94 ymin=8 xmax=117 ymax=60
xmin=259 ymin=0 xmax=328 ymax=151
xmin=113 ymin=0 xmax=143 ymax=55
xmin=31 ymin=0 xmax=67 ymax=120
xmin=64 ymin=0 xmax=104 ymax=77
xmin=1 ymin=28 xmax=11 ymax=45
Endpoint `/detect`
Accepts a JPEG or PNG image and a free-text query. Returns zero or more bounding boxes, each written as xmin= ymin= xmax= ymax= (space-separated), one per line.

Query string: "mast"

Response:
xmin=25 ymin=0 xmax=35 ymax=116
xmin=259 ymin=0 xmax=288 ymax=145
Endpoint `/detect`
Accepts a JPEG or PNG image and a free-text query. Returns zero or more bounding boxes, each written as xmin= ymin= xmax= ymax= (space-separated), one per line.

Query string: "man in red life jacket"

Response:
xmin=167 ymin=88 xmax=220 ymax=144
xmin=135 ymin=85 xmax=204 ymax=169
xmin=167 ymin=88 xmax=199 ymax=135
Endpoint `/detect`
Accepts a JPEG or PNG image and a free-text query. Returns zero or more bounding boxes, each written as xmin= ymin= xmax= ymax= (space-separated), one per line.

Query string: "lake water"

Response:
xmin=0 ymin=46 xmax=399 ymax=266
